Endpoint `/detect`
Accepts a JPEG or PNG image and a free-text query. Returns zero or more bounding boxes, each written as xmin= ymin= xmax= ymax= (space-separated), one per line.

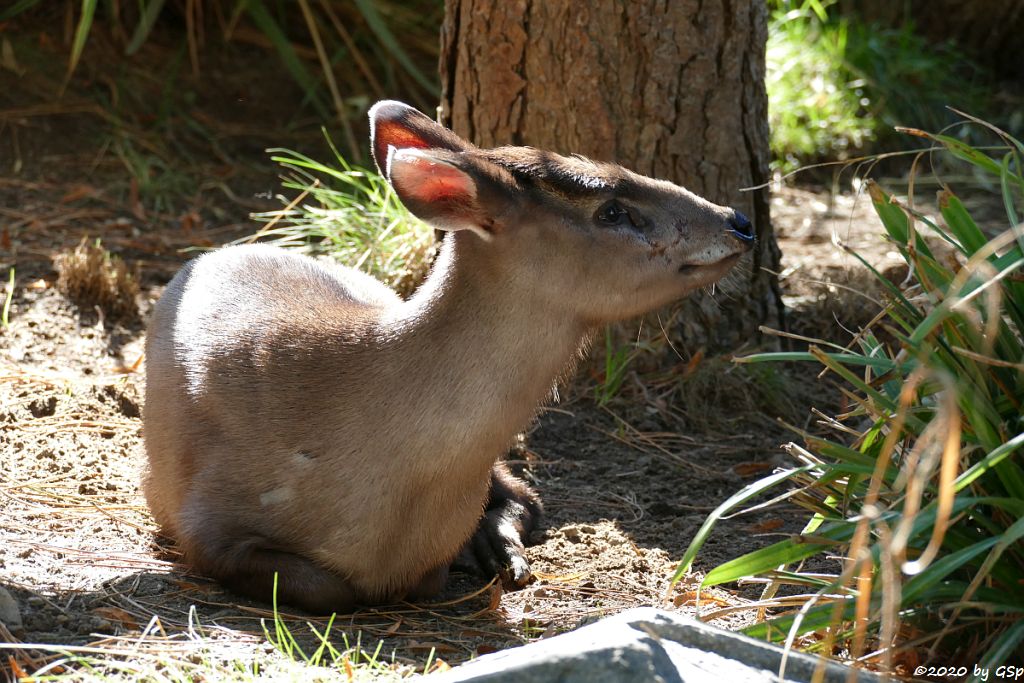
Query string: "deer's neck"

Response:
xmin=378 ymin=232 xmax=588 ymax=461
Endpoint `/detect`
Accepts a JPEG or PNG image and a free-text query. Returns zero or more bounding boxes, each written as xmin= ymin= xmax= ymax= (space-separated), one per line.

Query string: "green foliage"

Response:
xmin=0 ymin=0 xmax=44 ymax=21
xmin=63 ymin=0 xmax=98 ymax=92
xmin=112 ymin=133 xmax=196 ymax=215
xmin=767 ymin=0 xmax=983 ymax=171
xmin=677 ymin=117 xmax=1024 ymax=670
xmin=246 ymin=134 xmax=435 ymax=298
xmin=124 ymin=0 xmax=165 ymax=55
xmin=350 ymin=0 xmax=436 ymax=95
xmin=595 ymin=327 xmax=636 ymax=407
xmin=767 ymin=1 xmax=871 ymax=170
xmin=244 ymin=0 xmax=331 ymax=120
xmin=6 ymin=1 xmax=442 ymax=158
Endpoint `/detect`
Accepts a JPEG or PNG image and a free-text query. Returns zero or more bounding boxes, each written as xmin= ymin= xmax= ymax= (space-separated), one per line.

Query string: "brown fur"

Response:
xmin=142 ymin=100 xmax=753 ymax=614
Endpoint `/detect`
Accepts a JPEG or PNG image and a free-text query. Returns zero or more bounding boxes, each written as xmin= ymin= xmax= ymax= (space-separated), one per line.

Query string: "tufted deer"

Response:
xmin=142 ymin=100 xmax=755 ymax=613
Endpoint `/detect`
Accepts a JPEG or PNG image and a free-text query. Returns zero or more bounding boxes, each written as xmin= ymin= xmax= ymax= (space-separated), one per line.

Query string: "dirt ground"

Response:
xmin=0 ymin=24 xmax=939 ymax=681
xmin=0 ymin=180 xmax=907 ymax=679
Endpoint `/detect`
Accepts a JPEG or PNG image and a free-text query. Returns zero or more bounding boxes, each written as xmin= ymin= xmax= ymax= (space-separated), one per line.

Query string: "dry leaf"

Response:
xmin=180 ymin=211 xmax=201 ymax=234
xmin=891 ymin=646 xmax=920 ymax=670
xmin=60 ymin=185 xmax=97 ymax=204
xmin=747 ymin=518 xmax=785 ymax=533
xmin=8 ymin=656 xmax=31 ymax=680
xmin=683 ymin=348 xmax=705 ymax=377
xmin=129 ymin=178 xmax=145 ymax=221
xmin=430 ymin=659 xmax=451 ymax=673
xmin=115 ymin=353 xmax=145 ymax=374
xmin=171 ymin=579 xmax=214 ymax=593
xmin=700 ymin=593 xmax=734 ymax=607
xmin=92 ymin=606 xmax=139 ymax=628
xmin=672 ymin=590 xmax=732 ymax=608
xmin=1 ymin=38 xmax=25 ymax=76
xmin=732 ymin=462 xmax=774 ymax=477
xmin=486 ymin=582 xmax=503 ymax=612
xmin=673 ymin=590 xmax=699 ymax=607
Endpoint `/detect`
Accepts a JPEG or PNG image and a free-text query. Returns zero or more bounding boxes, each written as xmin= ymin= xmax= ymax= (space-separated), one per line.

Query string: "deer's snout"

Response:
xmin=727 ymin=210 xmax=755 ymax=244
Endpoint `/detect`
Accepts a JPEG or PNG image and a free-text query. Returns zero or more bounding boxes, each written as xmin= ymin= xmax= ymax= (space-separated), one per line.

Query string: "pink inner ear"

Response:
xmin=375 ymin=120 xmax=432 ymax=151
xmin=390 ymin=152 xmax=476 ymax=206
xmin=412 ymin=171 xmax=473 ymax=204
xmin=373 ymin=120 xmax=431 ymax=170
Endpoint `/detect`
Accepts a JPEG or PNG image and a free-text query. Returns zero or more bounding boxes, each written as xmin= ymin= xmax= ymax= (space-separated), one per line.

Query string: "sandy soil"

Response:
xmin=0 ymin=168 xmax=907 ymax=679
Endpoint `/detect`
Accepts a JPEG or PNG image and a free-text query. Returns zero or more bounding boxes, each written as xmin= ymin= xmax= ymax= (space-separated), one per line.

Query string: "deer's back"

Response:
xmin=142 ymin=244 xmax=400 ymax=538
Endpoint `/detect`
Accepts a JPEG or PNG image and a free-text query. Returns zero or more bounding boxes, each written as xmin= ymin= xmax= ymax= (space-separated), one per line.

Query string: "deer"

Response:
xmin=141 ymin=100 xmax=755 ymax=614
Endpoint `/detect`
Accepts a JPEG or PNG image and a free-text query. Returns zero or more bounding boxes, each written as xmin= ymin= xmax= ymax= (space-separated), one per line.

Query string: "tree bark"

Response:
xmin=439 ymin=0 xmax=782 ymax=353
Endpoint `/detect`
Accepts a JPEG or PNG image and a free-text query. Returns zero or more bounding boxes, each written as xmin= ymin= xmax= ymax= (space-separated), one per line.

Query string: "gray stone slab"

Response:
xmin=0 ymin=587 xmax=22 ymax=634
xmin=431 ymin=608 xmax=881 ymax=682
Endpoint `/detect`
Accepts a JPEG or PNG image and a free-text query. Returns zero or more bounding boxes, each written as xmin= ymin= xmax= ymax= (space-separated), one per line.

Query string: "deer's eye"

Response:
xmin=595 ymin=200 xmax=630 ymax=226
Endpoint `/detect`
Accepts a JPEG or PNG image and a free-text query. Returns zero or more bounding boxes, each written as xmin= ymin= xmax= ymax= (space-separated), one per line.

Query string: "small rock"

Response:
xmin=0 ymin=586 xmax=23 ymax=633
xmin=431 ymin=607 xmax=884 ymax=683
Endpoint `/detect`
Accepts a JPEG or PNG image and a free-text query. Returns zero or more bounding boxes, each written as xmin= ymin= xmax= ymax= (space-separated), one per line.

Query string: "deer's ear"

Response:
xmin=386 ymin=148 xmax=489 ymax=233
xmin=369 ymin=100 xmax=470 ymax=174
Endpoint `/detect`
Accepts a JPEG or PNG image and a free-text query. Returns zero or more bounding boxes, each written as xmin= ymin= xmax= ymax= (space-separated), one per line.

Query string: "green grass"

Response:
xmin=5 ymin=624 xmax=407 ymax=682
xmin=595 ymin=327 xmax=637 ymax=407
xmin=5 ymin=0 xmax=443 ymax=162
xmin=676 ymin=115 xmax=1024 ymax=673
xmin=259 ymin=576 xmax=408 ymax=681
xmin=2 ymin=267 xmax=13 ymax=328
xmin=7 ymin=585 xmax=418 ymax=682
xmin=244 ymin=135 xmax=435 ymax=298
xmin=767 ymin=0 xmax=984 ymax=172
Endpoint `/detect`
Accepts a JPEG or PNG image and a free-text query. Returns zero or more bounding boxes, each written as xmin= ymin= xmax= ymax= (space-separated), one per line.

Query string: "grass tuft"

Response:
xmin=245 ymin=138 xmax=435 ymax=299
xmin=54 ymin=239 xmax=139 ymax=321
xmin=676 ymin=115 xmax=1024 ymax=673
xmin=260 ymin=576 xmax=404 ymax=681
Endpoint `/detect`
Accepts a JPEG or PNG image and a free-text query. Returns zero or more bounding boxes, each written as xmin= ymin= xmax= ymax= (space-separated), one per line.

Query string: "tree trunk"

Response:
xmin=439 ymin=0 xmax=782 ymax=354
xmin=839 ymin=0 xmax=1024 ymax=79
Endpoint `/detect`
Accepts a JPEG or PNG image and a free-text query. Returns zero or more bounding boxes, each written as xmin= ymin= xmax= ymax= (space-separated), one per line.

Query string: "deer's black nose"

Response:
xmin=728 ymin=210 xmax=754 ymax=242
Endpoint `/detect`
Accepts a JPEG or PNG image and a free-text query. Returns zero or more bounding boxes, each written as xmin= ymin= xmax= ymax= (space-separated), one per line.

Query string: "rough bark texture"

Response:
xmin=439 ymin=0 xmax=781 ymax=353
xmin=840 ymin=0 xmax=1024 ymax=79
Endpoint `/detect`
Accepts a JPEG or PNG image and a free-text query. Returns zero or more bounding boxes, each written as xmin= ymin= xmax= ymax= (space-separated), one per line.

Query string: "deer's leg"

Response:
xmin=180 ymin=511 xmax=357 ymax=615
xmin=406 ymin=564 xmax=450 ymax=600
xmin=453 ymin=460 xmax=542 ymax=588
